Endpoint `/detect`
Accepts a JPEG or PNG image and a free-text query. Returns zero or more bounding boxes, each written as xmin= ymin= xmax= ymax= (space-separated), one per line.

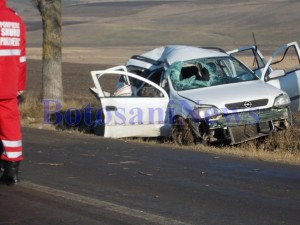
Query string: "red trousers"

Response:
xmin=0 ymin=98 xmax=23 ymax=162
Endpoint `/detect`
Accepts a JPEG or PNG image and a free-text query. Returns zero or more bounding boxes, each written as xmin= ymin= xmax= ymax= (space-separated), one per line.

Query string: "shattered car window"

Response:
xmin=165 ymin=57 xmax=258 ymax=91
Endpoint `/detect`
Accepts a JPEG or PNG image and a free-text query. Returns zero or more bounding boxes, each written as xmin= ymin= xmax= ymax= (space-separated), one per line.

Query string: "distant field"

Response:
xmin=7 ymin=0 xmax=300 ymax=64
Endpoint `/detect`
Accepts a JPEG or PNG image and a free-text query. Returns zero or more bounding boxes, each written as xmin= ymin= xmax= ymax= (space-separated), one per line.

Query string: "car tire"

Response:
xmin=172 ymin=116 xmax=194 ymax=145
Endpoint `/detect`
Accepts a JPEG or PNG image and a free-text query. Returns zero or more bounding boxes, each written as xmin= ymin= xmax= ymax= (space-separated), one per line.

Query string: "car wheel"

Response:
xmin=172 ymin=116 xmax=194 ymax=145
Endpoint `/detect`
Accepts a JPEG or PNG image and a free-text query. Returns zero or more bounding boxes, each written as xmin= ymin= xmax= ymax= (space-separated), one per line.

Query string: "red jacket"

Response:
xmin=0 ymin=0 xmax=26 ymax=99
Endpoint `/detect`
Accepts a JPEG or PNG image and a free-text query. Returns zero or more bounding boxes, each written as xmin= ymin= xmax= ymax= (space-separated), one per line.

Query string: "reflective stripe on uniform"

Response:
xmin=20 ymin=55 xmax=26 ymax=63
xmin=0 ymin=49 xmax=21 ymax=56
xmin=2 ymin=151 xmax=23 ymax=159
xmin=2 ymin=140 xmax=22 ymax=147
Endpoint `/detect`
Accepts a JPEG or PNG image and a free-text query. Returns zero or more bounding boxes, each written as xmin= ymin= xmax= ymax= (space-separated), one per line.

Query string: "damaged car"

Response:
xmin=90 ymin=44 xmax=295 ymax=144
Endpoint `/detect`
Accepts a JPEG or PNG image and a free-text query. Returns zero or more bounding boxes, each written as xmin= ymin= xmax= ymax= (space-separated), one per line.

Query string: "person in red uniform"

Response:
xmin=0 ymin=0 xmax=26 ymax=185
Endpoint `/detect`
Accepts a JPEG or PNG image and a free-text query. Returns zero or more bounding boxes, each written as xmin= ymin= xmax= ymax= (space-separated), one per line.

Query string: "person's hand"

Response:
xmin=17 ymin=91 xmax=25 ymax=104
xmin=17 ymin=90 xmax=24 ymax=96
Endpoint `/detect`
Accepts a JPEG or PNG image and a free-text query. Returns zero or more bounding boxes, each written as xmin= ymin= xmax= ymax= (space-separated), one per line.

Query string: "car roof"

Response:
xmin=126 ymin=45 xmax=228 ymax=71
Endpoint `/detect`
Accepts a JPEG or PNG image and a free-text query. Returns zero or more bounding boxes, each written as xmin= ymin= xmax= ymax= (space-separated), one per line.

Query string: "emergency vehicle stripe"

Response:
xmin=2 ymin=140 xmax=22 ymax=147
xmin=20 ymin=56 xmax=26 ymax=63
xmin=3 ymin=151 xmax=22 ymax=159
xmin=0 ymin=49 xmax=21 ymax=56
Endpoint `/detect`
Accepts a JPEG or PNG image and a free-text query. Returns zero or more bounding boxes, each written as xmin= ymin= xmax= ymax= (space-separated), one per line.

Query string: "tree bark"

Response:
xmin=33 ymin=0 xmax=63 ymax=102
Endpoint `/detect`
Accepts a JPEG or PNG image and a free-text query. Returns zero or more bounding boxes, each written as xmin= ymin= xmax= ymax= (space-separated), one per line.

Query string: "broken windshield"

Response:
xmin=165 ymin=57 xmax=258 ymax=91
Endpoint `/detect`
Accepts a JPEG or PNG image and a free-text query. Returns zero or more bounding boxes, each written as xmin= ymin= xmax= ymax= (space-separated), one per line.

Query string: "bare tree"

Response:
xmin=32 ymin=0 xmax=63 ymax=102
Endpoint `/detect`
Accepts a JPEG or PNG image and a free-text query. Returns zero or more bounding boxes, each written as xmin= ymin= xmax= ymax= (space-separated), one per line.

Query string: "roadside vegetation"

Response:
xmin=19 ymin=93 xmax=300 ymax=165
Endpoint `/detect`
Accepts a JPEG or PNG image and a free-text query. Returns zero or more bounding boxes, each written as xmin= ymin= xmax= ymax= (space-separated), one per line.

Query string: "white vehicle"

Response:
xmin=90 ymin=44 xmax=295 ymax=144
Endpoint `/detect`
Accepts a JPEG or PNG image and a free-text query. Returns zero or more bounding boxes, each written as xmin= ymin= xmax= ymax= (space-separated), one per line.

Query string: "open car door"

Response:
xmin=228 ymin=42 xmax=300 ymax=112
xmin=90 ymin=66 xmax=171 ymax=138
xmin=261 ymin=42 xmax=300 ymax=112
xmin=227 ymin=45 xmax=270 ymax=78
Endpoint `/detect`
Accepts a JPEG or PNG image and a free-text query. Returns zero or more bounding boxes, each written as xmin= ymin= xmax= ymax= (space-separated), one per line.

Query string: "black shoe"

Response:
xmin=0 ymin=161 xmax=20 ymax=186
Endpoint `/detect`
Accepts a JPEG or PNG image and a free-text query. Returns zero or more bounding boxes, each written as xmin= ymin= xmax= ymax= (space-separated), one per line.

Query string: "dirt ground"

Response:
xmin=19 ymin=0 xmax=300 ymax=50
xmin=26 ymin=59 xmax=105 ymax=100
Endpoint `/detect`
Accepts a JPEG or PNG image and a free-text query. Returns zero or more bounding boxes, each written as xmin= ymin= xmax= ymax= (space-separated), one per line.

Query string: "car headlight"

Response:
xmin=273 ymin=94 xmax=290 ymax=108
xmin=193 ymin=105 xmax=222 ymax=120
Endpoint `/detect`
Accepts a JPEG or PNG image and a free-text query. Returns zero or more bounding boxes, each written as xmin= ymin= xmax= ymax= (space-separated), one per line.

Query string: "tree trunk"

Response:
xmin=35 ymin=0 xmax=63 ymax=102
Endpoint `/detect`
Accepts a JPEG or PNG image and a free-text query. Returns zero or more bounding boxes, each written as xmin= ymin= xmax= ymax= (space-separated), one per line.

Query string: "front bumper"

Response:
xmin=207 ymin=107 xmax=291 ymax=144
xmin=208 ymin=108 xmax=290 ymax=127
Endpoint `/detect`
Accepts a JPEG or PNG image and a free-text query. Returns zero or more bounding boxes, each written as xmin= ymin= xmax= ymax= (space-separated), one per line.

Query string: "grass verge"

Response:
xmin=19 ymin=94 xmax=300 ymax=165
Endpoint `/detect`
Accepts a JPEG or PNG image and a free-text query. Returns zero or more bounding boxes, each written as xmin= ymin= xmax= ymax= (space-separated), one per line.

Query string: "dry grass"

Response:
xmin=19 ymin=93 xmax=45 ymax=126
xmin=19 ymin=93 xmax=99 ymax=129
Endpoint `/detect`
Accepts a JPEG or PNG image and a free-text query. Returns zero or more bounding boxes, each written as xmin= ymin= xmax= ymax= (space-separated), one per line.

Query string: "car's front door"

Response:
xmin=261 ymin=42 xmax=300 ymax=112
xmin=90 ymin=67 xmax=171 ymax=138
xmin=229 ymin=42 xmax=300 ymax=112
xmin=227 ymin=45 xmax=269 ymax=78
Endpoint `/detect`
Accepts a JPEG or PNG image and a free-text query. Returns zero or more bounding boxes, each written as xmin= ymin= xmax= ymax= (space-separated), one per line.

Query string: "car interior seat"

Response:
xmin=114 ymin=84 xmax=137 ymax=96
xmin=200 ymin=67 xmax=210 ymax=81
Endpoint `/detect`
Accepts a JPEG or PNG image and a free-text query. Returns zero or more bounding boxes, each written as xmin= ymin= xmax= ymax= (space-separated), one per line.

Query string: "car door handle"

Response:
xmin=106 ymin=106 xmax=117 ymax=111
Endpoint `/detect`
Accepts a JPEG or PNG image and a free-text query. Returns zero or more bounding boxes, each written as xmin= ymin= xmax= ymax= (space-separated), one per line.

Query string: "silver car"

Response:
xmin=90 ymin=44 xmax=295 ymax=144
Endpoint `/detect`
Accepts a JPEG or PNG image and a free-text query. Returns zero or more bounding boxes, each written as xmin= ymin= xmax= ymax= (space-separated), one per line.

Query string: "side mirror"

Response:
xmin=269 ymin=69 xmax=285 ymax=79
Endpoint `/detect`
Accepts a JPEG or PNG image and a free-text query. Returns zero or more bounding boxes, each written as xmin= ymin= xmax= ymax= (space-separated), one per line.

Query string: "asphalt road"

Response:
xmin=0 ymin=127 xmax=299 ymax=225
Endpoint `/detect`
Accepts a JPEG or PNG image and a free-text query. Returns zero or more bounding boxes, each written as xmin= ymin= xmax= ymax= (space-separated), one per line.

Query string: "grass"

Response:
xmin=19 ymin=93 xmax=300 ymax=165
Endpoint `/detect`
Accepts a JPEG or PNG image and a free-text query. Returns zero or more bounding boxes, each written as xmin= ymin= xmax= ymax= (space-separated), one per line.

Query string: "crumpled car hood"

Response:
xmin=177 ymin=80 xmax=285 ymax=111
